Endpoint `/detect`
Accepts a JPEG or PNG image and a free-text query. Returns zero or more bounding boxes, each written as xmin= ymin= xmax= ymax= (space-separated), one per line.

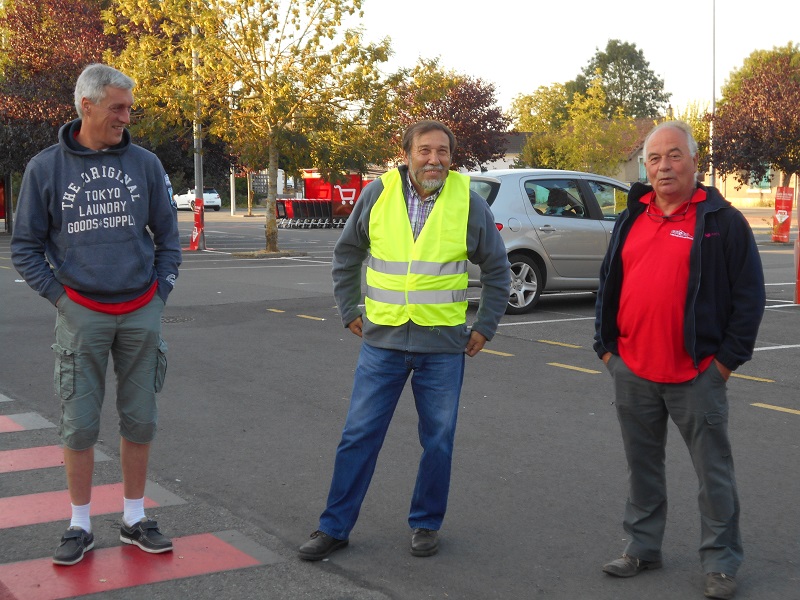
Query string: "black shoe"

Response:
xmin=120 ymin=519 xmax=173 ymax=553
xmin=53 ymin=527 xmax=94 ymax=566
xmin=602 ymin=553 xmax=662 ymax=577
xmin=705 ymin=573 xmax=737 ymax=599
xmin=410 ymin=528 xmax=439 ymax=557
xmin=298 ymin=530 xmax=348 ymax=561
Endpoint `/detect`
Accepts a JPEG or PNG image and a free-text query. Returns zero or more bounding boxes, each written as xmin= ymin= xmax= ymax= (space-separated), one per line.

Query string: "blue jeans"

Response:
xmin=318 ymin=342 xmax=465 ymax=540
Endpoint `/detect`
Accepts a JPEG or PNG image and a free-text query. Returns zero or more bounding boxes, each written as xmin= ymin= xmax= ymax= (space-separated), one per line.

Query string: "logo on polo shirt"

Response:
xmin=669 ymin=229 xmax=693 ymax=240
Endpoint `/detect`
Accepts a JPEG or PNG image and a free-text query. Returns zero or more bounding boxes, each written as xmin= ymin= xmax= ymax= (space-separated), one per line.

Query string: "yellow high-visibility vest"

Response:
xmin=365 ymin=169 xmax=469 ymax=327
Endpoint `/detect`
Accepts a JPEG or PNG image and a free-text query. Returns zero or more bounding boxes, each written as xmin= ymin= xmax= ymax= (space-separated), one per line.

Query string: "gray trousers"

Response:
xmin=608 ymin=354 xmax=742 ymax=575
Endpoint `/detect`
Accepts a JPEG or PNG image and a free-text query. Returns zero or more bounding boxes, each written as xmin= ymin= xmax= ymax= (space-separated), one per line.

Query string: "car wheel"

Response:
xmin=506 ymin=253 xmax=542 ymax=314
xmin=213 ymin=206 xmax=220 ymax=211
xmin=190 ymin=200 xmax=195 ymax=210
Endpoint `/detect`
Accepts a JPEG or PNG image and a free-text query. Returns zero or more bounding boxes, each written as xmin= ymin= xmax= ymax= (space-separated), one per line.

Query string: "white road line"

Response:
xmin=497 ymin=317 xmax=594 ymax=327
xmin=754 ymin=344 xmax=800 ymax=351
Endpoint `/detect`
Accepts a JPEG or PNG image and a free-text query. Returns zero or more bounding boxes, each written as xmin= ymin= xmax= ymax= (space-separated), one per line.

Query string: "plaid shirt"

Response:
xmin=406 ymin=172 xmax=443 ymax=240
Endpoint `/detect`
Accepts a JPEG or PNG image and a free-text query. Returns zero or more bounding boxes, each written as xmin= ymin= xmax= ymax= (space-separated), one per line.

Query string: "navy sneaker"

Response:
xmin=120 ymin=519 xmax=173 ymax=553
xmin=53 ymin=527 xmax=94 ymax=566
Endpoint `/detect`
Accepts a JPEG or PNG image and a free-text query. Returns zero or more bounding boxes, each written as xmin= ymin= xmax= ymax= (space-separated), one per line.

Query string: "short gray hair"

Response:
xmin=643 ymin=120 xmax=698 ymax=158
xmin=74 ymin=64 xmax=135 ymax=117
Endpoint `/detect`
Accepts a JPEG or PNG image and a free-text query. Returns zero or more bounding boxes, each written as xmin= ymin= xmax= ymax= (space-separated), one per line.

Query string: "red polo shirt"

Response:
xmin=616 ymin=188 xmax=714 ymax=383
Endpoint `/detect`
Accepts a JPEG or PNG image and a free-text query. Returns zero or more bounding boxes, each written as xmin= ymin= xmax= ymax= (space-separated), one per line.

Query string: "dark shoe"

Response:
xmin=120 ymin=519 xmax=173 ymax=553
xmin=602 ymin=553 xmax=662 ymax=577
xmin=53 ymin=527 xmax=95 ymax=566
xmin=704 ymin=572 xmax=737 ymax=599
xmin=298 ymin=530 xmax=348 ymax=561
xmin=410 ymin=528 xmax=439 ymax=557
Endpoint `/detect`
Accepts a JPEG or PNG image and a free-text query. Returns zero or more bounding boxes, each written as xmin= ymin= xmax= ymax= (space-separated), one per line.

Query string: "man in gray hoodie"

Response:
xmin=11 ymin=64 xmax=181 ymax=566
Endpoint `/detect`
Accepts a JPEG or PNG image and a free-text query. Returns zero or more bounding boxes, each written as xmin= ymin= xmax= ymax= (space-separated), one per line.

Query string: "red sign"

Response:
xmin=188 ymin=197 xmax=206 ymax=251
xmin=772 ymin=187 xmax=794 ymax=243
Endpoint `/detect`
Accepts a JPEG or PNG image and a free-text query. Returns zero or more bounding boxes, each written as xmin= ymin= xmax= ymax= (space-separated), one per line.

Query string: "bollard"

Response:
xmin=188 ymin=197 xmax=206 ymax=250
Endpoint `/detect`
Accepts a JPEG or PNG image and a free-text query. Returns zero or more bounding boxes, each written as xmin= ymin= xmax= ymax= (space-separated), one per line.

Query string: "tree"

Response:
xmin=559 ymin=77 xmax=638 ymax=175
xmin=516 ymin=77 xmax=638 ymax=176
xmin=676 ymin=102 xmax=712 ymax=176
xmin=391 ymin=58 xmax=510 ymax=171
xmin=712 ymin=43 xmax=800 ymax=187
xmin=107 ymin=0 xmax=391 ymax=252
xmin=509 ymin=83 xmax=570 ymax=133
xmin=570 ymin=39 xmax=670 ymax=119
xmin=0 ymin=0 xmax=121 ymax=174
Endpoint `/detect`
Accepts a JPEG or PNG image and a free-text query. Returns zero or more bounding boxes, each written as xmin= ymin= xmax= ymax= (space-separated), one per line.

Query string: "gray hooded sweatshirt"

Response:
xmin=11 ymin=119 xmax=181 ymax=306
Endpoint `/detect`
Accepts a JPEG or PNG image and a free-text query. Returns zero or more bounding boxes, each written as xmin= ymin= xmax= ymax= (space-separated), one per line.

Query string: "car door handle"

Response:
xmin=537 ymin=225 xmax=557 ymax=232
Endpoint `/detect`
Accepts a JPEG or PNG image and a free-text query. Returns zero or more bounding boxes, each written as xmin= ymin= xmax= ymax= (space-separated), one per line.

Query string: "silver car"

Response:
xmin=467 ymin=169 xmax=630 ymax=313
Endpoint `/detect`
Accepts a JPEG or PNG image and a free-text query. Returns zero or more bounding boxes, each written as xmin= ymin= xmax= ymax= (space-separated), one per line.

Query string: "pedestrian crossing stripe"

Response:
xmin=0 ymin=531 xmax=279 ymax=600
xmin=0 ymin=481 xmax=185 ymax=530
xmin=0 ymin=413 xmax=56 ymax=433
xmin=0 ymin=446 xmax=110 ymax=474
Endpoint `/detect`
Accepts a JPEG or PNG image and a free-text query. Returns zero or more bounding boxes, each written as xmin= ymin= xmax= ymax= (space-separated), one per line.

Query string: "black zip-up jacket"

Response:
xmin=593 ymin=182 xmax=765 ymax=372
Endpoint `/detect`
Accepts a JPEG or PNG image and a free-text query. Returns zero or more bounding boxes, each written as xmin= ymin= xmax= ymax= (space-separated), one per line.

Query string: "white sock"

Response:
xmin=70 ymin=502 xmax=91 ymax=533
xmin=123 ymin=497 xmax=146 ymax=527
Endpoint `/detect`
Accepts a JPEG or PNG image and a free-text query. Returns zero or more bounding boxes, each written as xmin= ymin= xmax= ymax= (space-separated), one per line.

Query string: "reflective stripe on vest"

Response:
xmin=365 ymin=169 xmax=470 ymax=327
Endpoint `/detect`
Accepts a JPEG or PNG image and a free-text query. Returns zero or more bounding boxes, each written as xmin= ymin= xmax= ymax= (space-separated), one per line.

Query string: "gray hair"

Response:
xmin=644 ymin=120 xmax=698 ymax=158
xmin=74 ymin=64 xmax=135 ymax=117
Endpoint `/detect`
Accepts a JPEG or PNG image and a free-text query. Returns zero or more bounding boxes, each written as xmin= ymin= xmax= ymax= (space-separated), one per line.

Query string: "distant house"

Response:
xmin=463 ymin=132 xmax=529 ymax=172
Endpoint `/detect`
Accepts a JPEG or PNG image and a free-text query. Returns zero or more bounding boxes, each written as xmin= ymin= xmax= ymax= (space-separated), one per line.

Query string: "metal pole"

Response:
xmin=189 ymin=22 xmax=206 ymax=250
xmin=230 ymin=167 xmax=236 ymax=216
xmin=710 ymin=0 xmax=716 ymax=188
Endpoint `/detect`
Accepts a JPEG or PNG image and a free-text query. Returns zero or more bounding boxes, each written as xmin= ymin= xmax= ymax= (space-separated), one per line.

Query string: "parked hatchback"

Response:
xmin=173 ymin=187 xmax=222 ymax=211
xmin=467 ymin=169 xmax=630 ymax=313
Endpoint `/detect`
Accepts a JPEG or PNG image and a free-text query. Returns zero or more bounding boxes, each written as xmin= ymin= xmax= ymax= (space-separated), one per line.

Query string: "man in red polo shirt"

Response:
xmin=594 ymin=121 xmax=765 ymax=600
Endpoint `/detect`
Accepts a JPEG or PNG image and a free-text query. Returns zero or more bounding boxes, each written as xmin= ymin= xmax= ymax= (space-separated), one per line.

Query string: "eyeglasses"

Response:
xmin=646 ymin=199 xmax=691 ymax=222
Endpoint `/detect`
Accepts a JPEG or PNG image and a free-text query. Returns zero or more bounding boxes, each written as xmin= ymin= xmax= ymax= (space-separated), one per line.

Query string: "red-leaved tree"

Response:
xmin=0 ymin=0 xmax=121 ymax=174
xmin=712 ymin=43 xmax=800 ymax=187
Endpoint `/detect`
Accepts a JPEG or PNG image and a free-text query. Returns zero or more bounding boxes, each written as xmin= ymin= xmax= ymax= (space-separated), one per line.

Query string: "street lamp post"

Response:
xmin=710 ymin=0 xmax=716 ymax=188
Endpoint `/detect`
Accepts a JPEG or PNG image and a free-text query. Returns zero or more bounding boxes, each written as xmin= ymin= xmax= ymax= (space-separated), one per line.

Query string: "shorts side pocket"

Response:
xmin=155 ymin=338 xmax=168 ymax=393
xmin=51 ymin=343 xmax=75 ymax=400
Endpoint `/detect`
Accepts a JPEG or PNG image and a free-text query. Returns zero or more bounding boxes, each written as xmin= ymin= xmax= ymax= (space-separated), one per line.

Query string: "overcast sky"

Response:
xmin=358 ymin=0 xmax=799 ymax=114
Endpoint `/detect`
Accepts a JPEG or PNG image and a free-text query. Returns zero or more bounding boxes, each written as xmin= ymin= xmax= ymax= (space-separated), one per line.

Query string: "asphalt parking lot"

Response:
xmin=1 ymin=206 xmax=798 ymax=599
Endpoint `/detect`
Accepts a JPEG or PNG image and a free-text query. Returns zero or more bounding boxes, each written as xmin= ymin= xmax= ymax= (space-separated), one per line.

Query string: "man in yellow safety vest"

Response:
xmin=298 ymin=120 xmax=510 ymax=561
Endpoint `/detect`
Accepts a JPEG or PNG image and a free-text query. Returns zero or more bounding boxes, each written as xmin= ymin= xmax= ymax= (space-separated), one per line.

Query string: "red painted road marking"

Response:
xmin=0 ymin=415 xmax=24 ymax=433
xmin=0 ymin=484 xmax=161 ymax=530
xmin=0 ymin=532 xmax=263 ymax=600
xmin=0 ymin=446 xmax=64 ymax=474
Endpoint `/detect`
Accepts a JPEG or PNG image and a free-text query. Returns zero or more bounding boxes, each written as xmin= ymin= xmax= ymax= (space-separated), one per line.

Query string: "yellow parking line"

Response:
xmin=267 ymin=308 xmax=285 ymax=313
xmin=548 ymin=362 xmax=602 ymax=374
xmin=752 ymin=402 xmax=800 ymax=416
xmin=730 ymin=373 xmax=774 ymax=383
xmin=297 ymin=314 xmax=325 ymax=321
xmin=480 ymin=349 xmax=514 ymax=357
xmin=537 ymin=339 xmax=581 ymax=349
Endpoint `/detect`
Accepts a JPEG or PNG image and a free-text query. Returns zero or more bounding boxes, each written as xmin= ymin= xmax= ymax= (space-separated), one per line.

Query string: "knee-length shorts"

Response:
xmin=52 ymin=294 xmax=167 ymax=451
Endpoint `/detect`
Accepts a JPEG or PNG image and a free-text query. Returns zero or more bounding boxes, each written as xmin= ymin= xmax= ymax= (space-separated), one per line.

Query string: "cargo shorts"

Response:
xmin=53 ymin=294 xmax=167 ymax=450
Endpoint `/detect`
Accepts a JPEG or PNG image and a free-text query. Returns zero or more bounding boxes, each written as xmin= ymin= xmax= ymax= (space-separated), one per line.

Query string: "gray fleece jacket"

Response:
xmin=11 ymin=119 xmax=181 ymax=306
xmin=332 ymin=165 xmax=510 ymax=354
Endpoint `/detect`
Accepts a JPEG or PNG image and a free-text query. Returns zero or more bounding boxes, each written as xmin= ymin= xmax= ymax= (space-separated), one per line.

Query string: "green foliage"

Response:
xmin=108 ymin=0 xmax=392 ymax=251
xmin=509 ymin=83 xmax=570 ymax=133
xmin=713 ymin=43 xmax=800 ymax=187
xmin=570 ymin=39 xmax=670 ymax=119
xmin=515 ymin=77 xmax=638 ymax=176
xmin=676 ymin=102 xmax=712 ymax=175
